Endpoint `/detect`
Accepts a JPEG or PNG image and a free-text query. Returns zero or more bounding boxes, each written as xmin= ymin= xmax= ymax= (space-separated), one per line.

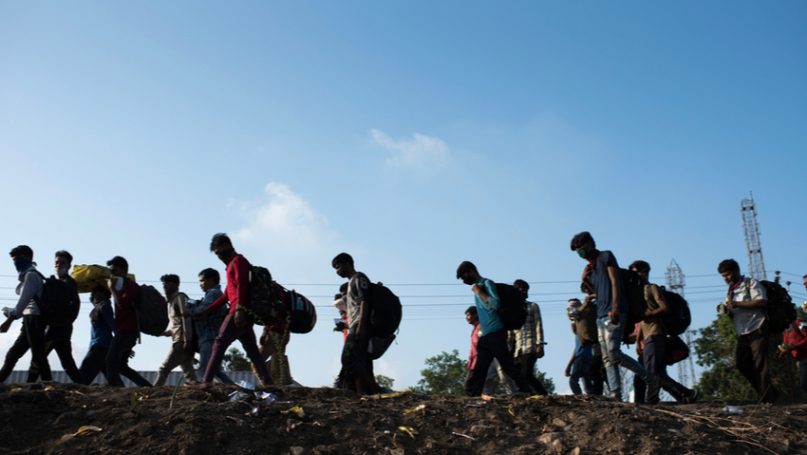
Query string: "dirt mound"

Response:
xmin=1 ymin=383 xmax=805 ymax=454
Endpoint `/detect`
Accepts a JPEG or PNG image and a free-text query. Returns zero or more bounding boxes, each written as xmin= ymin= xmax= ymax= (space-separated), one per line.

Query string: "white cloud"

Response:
xmin=370 ymin=129 xmax=450 ymax=171
xmin=231 ymin=182 xmax=337 ymax=282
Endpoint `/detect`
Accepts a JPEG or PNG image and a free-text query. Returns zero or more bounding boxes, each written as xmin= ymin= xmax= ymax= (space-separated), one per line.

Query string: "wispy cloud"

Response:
xmin=370 ymin=129 xmax=450 ymax=171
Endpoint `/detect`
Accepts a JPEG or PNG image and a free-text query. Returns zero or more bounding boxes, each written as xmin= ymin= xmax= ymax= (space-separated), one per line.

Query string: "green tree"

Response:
xmin=223 ymin=347 xmax=251 ymax=372
xmin=375 ymin=374 xmax=395 ymax=391
xmin=694 ymin=314 xmax=802 ymax=402
xmin=410 ymin=349 xmax=466 ymax=395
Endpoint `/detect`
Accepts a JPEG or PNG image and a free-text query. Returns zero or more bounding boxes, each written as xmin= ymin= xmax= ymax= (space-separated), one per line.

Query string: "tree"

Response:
xmin=693 ymin=314 xmax=802 ymax=402
xmin=375 ymin=374 xmax=395 ymax=391
xmin=410 ymin=350 xmax=466 ymax=395
xmin=223 ymin=347 xmax=251 ymax=372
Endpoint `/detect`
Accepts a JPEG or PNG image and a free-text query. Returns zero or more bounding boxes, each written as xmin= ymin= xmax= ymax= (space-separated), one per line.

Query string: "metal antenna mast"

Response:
xmin=741 ymin=193 xmax=767 ymax=281
xmin=665 ymin=259 xmax=692 ymax=387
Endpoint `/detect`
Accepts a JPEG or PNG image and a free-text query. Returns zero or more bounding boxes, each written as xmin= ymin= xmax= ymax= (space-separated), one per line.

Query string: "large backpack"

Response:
xmin=34 ymin=271 xmax=81 ymax=326
xmin=495 ymin=283 xmax=527 ymax=330
xmin=755 ymin=279 xmax=797 ymax=334
xmin=368 ymin=282 xmax=402 ymax=338
xmin=619 ymin=269 xmax=647 ymax=336
xmin=271 ymin=283 xmax=317 ymax=334
xmin=137 ymin=284 xmax=169 ymax=336
xmin=660 ymin=289 xmax=691 ymax=336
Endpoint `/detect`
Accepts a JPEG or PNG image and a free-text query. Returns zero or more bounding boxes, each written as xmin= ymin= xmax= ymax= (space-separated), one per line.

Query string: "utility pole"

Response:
xmin=741 ymin=193 xmax=767 ymax=281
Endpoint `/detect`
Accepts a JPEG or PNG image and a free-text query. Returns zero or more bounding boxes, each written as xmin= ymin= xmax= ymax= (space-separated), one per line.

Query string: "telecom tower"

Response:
xmin=666 ymin=259 xmax=696 ymax=388
xmin=741 ymin=193 xmax=767 ymax=281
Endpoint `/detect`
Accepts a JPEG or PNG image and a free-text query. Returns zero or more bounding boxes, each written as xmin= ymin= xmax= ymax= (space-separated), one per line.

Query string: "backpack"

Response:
xmin=33 ymin=271 xmax=80 ymax=326
xmin=665 ymin=334 xmax=690 ymax=366
xmin=495 ymin=283 xmax=527 ymax=330
xmin=247 ymin=266 xmax=284 ymax=326
xmin=368 ymin=282 xmax=402 ymax=338
xmin=277 ymin=284 xmax=317 ymax=333
xmin=753 ymin=279 xmax=797 ymax=334
xmin=137 ymin=284 xmax=169 ymax=336
xmin=660 ymin=289 xmax=691 ymax=336
xmin=619 ymin=269 xmax=647 ymax=341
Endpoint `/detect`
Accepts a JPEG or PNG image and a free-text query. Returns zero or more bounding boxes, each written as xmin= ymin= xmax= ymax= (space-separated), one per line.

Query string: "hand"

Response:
xmin=564 ymin=366 xmax=571 ymax=377
xmin=535 ymin=345 xmax=545 ymax=359
xmin=584 ymin=294 xmax=596 ymax=304
xmin=234 ymin=309 xmax=249 ymax=330
xmin=608 ymin=310 xmax=619 ymax=323
xmin=0 ymin=318 xmax=12 ymax=333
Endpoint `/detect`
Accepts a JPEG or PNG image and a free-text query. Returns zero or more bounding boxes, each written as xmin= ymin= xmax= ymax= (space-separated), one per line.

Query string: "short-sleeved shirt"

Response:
xmin=728 ymin=277 xmax=767 ymax=336
xmin=346 ymin=272 xmax=371 ymax=333
xmin=474 ymin=277 xmax=502 ymax=336
xmin=640 ymin=284 xmax=665 ymax=337
xmin=589 ymin=250 xmax=626 ymax=319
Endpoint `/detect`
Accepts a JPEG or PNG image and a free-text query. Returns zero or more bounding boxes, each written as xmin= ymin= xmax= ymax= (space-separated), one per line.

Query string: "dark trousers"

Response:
xmin=588 ymin=344 xmax=605 ymax=396
xmin=79 ymin=344 xmax=109 ymax=385
xmin=465 ymin=330 xmax=530 ymax=396
xmin=517 ymin=353 xmax=548 ymax=395
xmin=203 ymin=314 xmax=270 ymax=384
xmin=0 ymin=315 xmax=51 ymax=382
xmin=633 ymin=355 xmax=646 ymax=403
xmin=106 ymin=333 xmax=151 ymax=387
xmin=643 ymin=335 xmax=691 ymax=403
xmin=28 ymin=325 xmax=81 ymax=383
xmin=736 ymin=329 xmax=777 ymax=403
xmin=799 ymin=360 xmax=807 ymax=397
xmin=340 ymin=333 xmax=378 ymax=395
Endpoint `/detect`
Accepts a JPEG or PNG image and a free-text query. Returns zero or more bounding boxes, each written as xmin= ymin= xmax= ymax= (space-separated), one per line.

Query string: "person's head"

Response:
xmin=332 ymin=253 xmax=355 ymax=279
xmin=513 ymin=279 xmax=529 ymax=298
xmin=570 ymin=231 xmax=596 ymax=260
xmin=106 ymin=256 xmax=129 ymax=277
xmin=629 ymin=260 xmax=651 ymax=282
xmin=717 ymin=259 xmax=741 ymax=285
xmin=54 ymin=250 xmax=73 ymax=278
xmin=456 ymin=261 xmax=480 ymax=285
xmin=210 ymin=233 xmax=235 ymax=264
xmin=9 ymin=245 xmax=34 ymax=272
xmin=567 ymin=298 xmax=582 ymax=321
xmin=803 ymin=274 xmax=807 ymax=292
xmin=90 ymin=285 xmax=111 ymax=304
xmin=198 ymin=268 xmax=220 ymax=292
xmin=465 ymin=305 xmax=478 ymax=325
xmin=160 ymin=274 xmax=180 ymax=297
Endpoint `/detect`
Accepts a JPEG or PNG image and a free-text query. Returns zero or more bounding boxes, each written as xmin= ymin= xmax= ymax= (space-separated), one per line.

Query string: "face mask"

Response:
xmin=56 ymin=266 xmax=69 ymax=278
xmin=576 ymin=248 xmax=588 ymax=259
xmin=462 ymin=276 xmax=476 ymax=285
xmin=13 ymin=259 xmax=31 ymax=273
xmin=111 ymin=276 xmax=124 ymax=292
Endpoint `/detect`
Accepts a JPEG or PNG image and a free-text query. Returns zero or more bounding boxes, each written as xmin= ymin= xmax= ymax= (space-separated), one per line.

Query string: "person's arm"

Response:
xmin=635 ymin=324 xmax=644 ymax=355
xmin=565 ymin=347 xmax=576 ymax=376
xmin=354 ymin=275 xmax=371 ymax=339
xmin=12 ymin=272 xmax=42 ymax=318
xmin=177 ymin=293 xmax=193 ymax=346
xmin=606 ymin=264 xmax=621 ymax=319
xmin=644 ymin=285 xmax=668 ymax=318
xmin=235 ymin=258 xmax=250 ymax=309
xmin=102 ymin=302 xmax=115 ymax=332
xmin=473 ymin=279 xmax=499 ymax=310
xmin=739 ymin=280 xmax=768 ymax=309
xmin=197 ymin=288 xmax=228 ymax=318
xmin=533 ymin=304 xmax=545 ymax=357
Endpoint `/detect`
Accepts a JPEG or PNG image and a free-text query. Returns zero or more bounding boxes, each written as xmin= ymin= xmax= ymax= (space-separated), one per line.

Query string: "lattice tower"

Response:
xmin=741 ymin=194 xmax=767 ymax=281
xmin=666 ymin=260 xmax=690 ymax=387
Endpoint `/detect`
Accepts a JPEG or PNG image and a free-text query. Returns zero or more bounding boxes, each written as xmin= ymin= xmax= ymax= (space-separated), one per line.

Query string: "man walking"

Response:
xmin=188 ymin=268 xmax=233 ymax=384
xmin=511 ymin=279 xmax=548 ymax=395
xmin=457 ymin=261 xmax=531 ymax=396
xmin=718 ymin=258 xmax=778 ymax=403
xmin=154 ymin=274 xmax=197 ymax=386
xmin=78 ymin=286 xmax=115 ymax=384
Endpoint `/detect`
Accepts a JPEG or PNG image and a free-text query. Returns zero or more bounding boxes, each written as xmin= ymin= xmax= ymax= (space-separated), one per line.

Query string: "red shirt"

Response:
xmin=783 ymin=323 xmax=807 ymax=360
xmin=468 ymin=322 xmax=481 ymax=371
xmin=207 ymin=254 xmax=251 ymax=316
xmin=113 ymin=279 xmax=140 ymax=335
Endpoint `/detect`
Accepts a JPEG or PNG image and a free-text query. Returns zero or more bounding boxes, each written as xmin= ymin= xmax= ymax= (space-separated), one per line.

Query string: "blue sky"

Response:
xmin=1 ymin=2 xmax=806 ymax=392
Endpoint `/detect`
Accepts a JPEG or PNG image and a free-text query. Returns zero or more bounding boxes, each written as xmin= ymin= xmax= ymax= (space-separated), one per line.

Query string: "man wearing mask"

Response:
xmin=27 ymin=250 xmax=81 ymax=382
xmin=0 ymin=245 xmax=52 ymax=382
xmin=718 ymin=258 xmax=777 ymax=403
xmin=105 ymin=256 xmax=151 ymax=387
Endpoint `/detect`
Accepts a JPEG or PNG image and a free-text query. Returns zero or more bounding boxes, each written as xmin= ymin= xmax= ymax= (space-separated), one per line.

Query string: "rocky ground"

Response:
xmin=1 ymin=383 xmax=805 ymax=454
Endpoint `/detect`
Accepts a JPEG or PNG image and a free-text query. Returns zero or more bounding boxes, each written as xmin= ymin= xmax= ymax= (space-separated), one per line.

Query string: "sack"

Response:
xmin=665 ymin=334 xmax=690 ymax=365
xmin=70 ymin=264 xmax=110 ymax=294
xmin=284 ymin=288 xmax=317 ymax=334
xmin=495 ymin=283 xmax=527 ymax=330
xmin=137 ymin=284 xmax=169 ymax=336
xmin=757 ymin=280 xmax=796 ymax=333
xmin=34 ymin=272 xmax=80 ymax=325
xmin=661 ymin=289 xmax=691 ymax=336
xmin=619 ymin=269 xmax=647 ymax=329
xmin=247 ymin=266 xmax=284 ymax=326
xmin=368 ymin=282 xmax=402 ymax=338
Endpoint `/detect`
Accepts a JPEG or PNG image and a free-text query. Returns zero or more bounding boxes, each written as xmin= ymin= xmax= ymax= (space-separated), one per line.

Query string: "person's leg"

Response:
xmin=51 ymin=326 xmax=81 ymax=383
xmin=155 ymin=343 xmax=184 ymax=386
xmin=482 ymin=360 xmax=499 ymax=395
xmin=580 ymin=349 xmax=594 ymax=395
xmin=520 ymin=353 xmax=547 ymax=395
xmin=749 ymin=330 xmax=777 ymax=403
xmin=496 ymin=357 xmax=518 ymax=395
xmin=569 ymin=355 xmax=583 ymax=395
xmin=117 ymin=336 xmax=152 ymax=387
xmin=652 ymin=336 xmax=693 ymax=402
xmin=489 ymin=331 xmax=530 ymax=393
xmin=799 ymin=360 xmax=807 ymax=397
xmin=203 ymin=314 xmax=238 ymax=383
xmin=236 ymin=323 xmax=271 ymax=385
xmin=633 ymin=354 xmax=646 ymax=404
xmin=105 ymin=335 xmax=128 ymax=386
xmin=25 ymin=315 xmax=51 ymax=381
xmin=643 ymin=336 xmax=662 ymax=404
xmin=735 ymin=334 xmax=760 ymax=395
xmin=588 ymin=345 xmax=604 ymax=396
xmin=598 ymin=317 xmax=623 ymax=399
xmin=78 ymin=345 xmax=107 ymax=385
xmin=341 ymin=333 xmax=372 ymax=394
xmin=0 ymin=326 xmax=31 ymax=382
xmin=467 ymin=333 xmax=497 ymax=396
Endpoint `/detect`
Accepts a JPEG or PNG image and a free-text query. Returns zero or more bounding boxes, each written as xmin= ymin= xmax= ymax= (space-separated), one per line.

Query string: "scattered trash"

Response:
xmin=723 ymin=405 xmax=744 ymax=415
xmin=526 ymin=395 xmax=546 ymax=401
xmin=282 ymin=406 xmax=306 ymax=418
xmin=480 ymin=394 xmax=494 ymax=402
xmin=256 ymin=391 xmax=278 ymax=404
xmin=44 ymin=386 xmax=56 ymax=392
xmin=362 ymin=391 xmax=407 ymax=400
xmin=507 ymin=405 xmax=515 ymax=417
xmin=403 ymin=404 xmax=427 ymax=415
xmin=61 ymin=425 xmax=103 ymax=441
xmin=464 ymin=401 xmax=487 ymax=408
xmin=397 ymin=426 xmax=418 ymax=439
xmin=237 ymin=380 xmax=256 ymax=390
xmin=452 ymin=431 xmax=476 ymax=441
xmin=228 ymin=391 xmax=250 ymax=402
xmin=250 ymin=406 xmax=261 ymax=417
xmin=383 ymin=430 xmax=391 ymax=435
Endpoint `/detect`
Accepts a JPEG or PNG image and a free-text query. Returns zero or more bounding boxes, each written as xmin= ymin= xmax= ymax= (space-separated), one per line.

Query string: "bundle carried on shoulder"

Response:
xmin=495 ymin=283 xmax=527 ymax=330
xmin=70 ymin=264 xmax=135 ymax=294
xmin=137 ymin=284 xmax=169 ymax=336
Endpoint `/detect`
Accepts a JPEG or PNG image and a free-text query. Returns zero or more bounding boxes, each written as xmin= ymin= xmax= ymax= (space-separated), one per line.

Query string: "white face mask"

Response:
xmin=111 ymin=276 xmax=124 ymax=292
xmin=56 ymin=266 xmax=69 ymax=278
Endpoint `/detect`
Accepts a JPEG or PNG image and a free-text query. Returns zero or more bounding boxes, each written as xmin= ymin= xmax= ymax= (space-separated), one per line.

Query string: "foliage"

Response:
xmin=410 ymin=350 xmax=466 ymax=395
xmin=223 ymin=347 xmax=252 ymax=372
xmin=693 ymin=314 xmax=803 ymax=402
xmin=375 ymin=375 xmax=395 ymax=391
